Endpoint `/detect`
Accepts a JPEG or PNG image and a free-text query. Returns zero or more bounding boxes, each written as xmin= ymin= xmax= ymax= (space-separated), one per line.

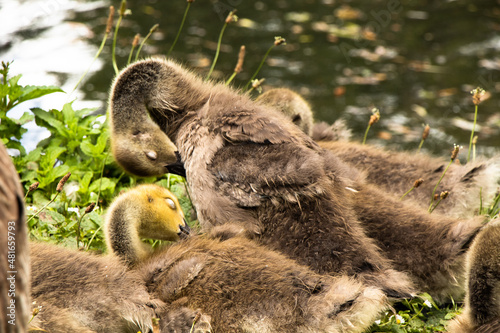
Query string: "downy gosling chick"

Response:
xmin=105 ymin=184 xmax=391 ymax=333
xmin=109 ymin=58 xmax=416 ymax=299
xmin=29 ymin=188 xmax=206 ymax=332
xmin=257 ymin=88 xmax=500 ymax=218
xmin=105 ymin=184 xmax=190 ymax=267
xmin=0 ymin=142 xmax=30 ymax=333
xmin=29 ymin=242 xmax=210 ymax=333
xmin=447 ymin=221 xmax=500 ymax=333
xmin=257 ymin=87 xmax=488 ymax=302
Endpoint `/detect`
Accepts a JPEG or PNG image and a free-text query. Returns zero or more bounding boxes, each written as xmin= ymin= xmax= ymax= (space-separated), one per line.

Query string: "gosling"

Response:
xmin=447 ymin=221 xmax=500 ymax=333
xmin=0 ymin=142 xmax=30 ymax=332
xmin=109 ymin=58 xmax=415 ymax=299
xmin=105 ymin=184 xmax=390 ymax=333
xmin=257 ymin=87 xmax=500 ymax=218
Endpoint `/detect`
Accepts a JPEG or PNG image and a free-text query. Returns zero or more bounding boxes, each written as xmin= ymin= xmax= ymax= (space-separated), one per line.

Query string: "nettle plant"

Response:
xmin=0 ymin=61 xmax=192 ymax=252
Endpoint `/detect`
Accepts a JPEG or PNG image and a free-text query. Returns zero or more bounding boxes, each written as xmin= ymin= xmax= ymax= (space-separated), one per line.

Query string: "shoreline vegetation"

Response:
xmin=1 ymin=1 xmax=499 ymax=331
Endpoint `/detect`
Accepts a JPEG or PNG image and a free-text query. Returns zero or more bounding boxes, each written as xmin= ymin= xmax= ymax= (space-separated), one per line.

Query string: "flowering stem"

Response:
xmin=86 ymin=225 xmax=102 ymax=251
xmin=112 ymin=0 xmax=127 ymax=74
xmin=400 ymin=187 xmax=415 ymax=201
xmin=429 ymin=198 xmax=443 ymax=213
xmin=362 ymin=124 xmax=371 ymax=145
xmin=417 ymin=139 xmax=424 ymax=153
xmin=428 ymin=160 xmax=452 ymax=211
xmin=467 ymin=104 xmax=478 ymax=163
xmin=135 ymin=24 xmax=159 ymax=62
xmin=26 ymin=192 xmax=61 ymax=225
xmin=76 ymin=211 xmax=88 ymax=249
xmin=225 ymin=71 xmax=238 ymax=86
xmin=167 ymin=2 xmax=192 ymax=57
xmin=244 ymin=45 xmax=275 ymax=90
xmin=205 ymin=21 xmax=229 ymax=81
xmin=71 ymin=34 xmax=108 ymax=96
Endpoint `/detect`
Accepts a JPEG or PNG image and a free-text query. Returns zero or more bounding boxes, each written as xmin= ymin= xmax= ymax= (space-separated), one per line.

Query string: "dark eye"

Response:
xmin=166 ymin=198 xmax=176 ymax=209
xmin=292 ymin=115 xmax=301 ymax=124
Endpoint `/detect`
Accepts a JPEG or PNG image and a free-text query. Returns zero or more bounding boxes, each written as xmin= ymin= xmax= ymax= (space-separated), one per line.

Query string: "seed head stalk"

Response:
xmin=225 ymin=45 xmax=246 ymax=86
xmin=167 ymin=0 xmax=194 ymax=57
xmin=135 ymin=24 xmax=159 ymax=62
xmin=362 ymin=108 xmax=380 ymax=145
xmin=70 ymin=6 xmax=114 ymax=97
xmin=127 ymin=34 xmax=140 ymax=65
xmin=26 ymin=173 xmax=71 ymax=225
xmin=112 ymin=0 xmax=128 ymax=74
xmin=417 ymin=124 xmax=430 ymax=153
xmin=400 ymin=178 xmax=424 ymax=201
xmin=206 ymin=10 xmax=237 ymax=81
xmin=244 ymin=37 xmax=286 ymax=90
xmin=467 ymin=87 xmax=485 ymax=163
xmin=428 ymin=145 xmax=460 ymax=212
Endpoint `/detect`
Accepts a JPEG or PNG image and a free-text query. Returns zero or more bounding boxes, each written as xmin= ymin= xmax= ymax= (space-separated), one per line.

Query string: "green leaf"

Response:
xmin=79 ymin=172 xmax=94 ymax=191
xmin=80 ymin=139 xmax=99 ymax=157
xmin=43 ymin=209 xmax=66 ymax=224
xmin=89 ymin=177 xmax=116 ymax=194
xmin=32 ymin=107 xmax=66 ymax=135
xmin=13 ymin=111 xmax=35 ymax=125
xmin=18 ymin=85 xmax=64 ymax=104
xmin=5 ymin=140 xmax=25 ymax=155
xmin=61 ymin=102 xmax=75 ymax=123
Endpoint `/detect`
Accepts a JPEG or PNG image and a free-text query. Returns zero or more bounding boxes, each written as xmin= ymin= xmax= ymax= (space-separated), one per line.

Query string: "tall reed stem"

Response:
xmin=112 ymin=0 xmax=127 ymax=74
xmin=206 ymin=10 xmax=236 ymax=81
xmin=167 ymin=1 xmax=193 ymax=57
xmin=70 ymin=6 xmax=114 ymax=97
xmin=135 ymin=24 xmax=159 ymax=62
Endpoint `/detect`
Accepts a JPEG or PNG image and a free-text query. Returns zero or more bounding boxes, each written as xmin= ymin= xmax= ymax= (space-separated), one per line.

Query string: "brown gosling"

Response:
xmin=109 ymin=91 xmax=180 ymax=177
xmin=29 ymin=243 xmax=210 ymax=332
xmin=28 ymin=187 xmax=206 ymax=332
xmin=447 ymin=221 xmax=500 ymax=333
xmin=105 ymin=184 xmax=390 ymax=333
xmin=258 ymin=88 xmax=500 ymax=218
xmin=109 ymin=58 xmax=417 ymax=299
xmin=105 ymin=184 xmax=190 ymax=267
xmin=0 ymin=142 xmax=30 ymax=333
xmin=258 ymin=87 xmax=488 ymax=302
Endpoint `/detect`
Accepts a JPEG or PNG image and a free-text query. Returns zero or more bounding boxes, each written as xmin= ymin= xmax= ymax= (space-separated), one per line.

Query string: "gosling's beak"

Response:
xmin=178 ymin=219 xmax=190 ymax=238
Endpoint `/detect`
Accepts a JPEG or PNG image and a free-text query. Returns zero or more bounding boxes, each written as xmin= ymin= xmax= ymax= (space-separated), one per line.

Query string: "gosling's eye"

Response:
xmin=166 ymin=198 xmax=176 ymax=209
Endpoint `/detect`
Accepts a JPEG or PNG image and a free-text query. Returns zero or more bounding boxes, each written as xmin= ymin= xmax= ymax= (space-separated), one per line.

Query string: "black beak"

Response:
xmin=166 ymin=151 xmax=186 ymax=178
xmin=178 ymin=219 xmax=190 ymax=238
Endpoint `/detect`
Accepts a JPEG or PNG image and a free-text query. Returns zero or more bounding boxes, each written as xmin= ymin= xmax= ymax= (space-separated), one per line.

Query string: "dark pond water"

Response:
xmin=1 ymin=0 xmax=499 ymax=158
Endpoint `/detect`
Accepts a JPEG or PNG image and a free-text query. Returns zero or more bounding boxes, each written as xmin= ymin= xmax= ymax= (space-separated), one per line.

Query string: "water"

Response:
xmin=1 ymin=0 xmax=499 ymax=157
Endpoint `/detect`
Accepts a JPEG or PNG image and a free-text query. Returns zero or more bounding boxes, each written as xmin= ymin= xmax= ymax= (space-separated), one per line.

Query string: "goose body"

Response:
xmin=29 ymin=242 xmax=166 ymax=333
xmin=105 ymin=184 xmax=390 ymax=333
xmin=257 ymin=88 xmax=500 ymax=218
xmin=27 ymin=188 xmax=203 ymax=332
xmin=0 ymin=142 xmax=30 ymax=332
xmin=447 ymin=221 xmax=500 ymax=333
xmin=257 ymin=88 xmax=488 ymax=301
xmin=109 ymin=58 xmax=415 ymax=298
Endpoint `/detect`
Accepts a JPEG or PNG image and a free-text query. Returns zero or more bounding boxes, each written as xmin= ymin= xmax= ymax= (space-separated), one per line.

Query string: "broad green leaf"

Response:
xmin=32 ymin=107 xmax=66 ymax=135
xmin=80 ymin=139 xmax=99 ymax=157
xmin=23 ymin=147 xmax=42 ymax=163
xmin=6 ymin=139 xmax=25 ymax=155
xmin=16 ymin=111 xmax=35 ymax=125
xmin=89 ymin=177 xmax=116 ymax=193
xmin=18 ymin=85 xmax=64 ymax=104
xmin=61 ymin=102 xmax=75 ymax=123
xmin=43 ymin=209 xmax=66 ymax=224
xmin=79 ymin=171 xmax=94 ymax=191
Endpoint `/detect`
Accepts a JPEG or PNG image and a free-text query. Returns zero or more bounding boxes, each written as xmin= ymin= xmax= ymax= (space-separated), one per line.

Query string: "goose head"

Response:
xmin=105 ymin=184 xmax=190 ymax=266
xmin=256 ymin=88 xmax=314 ymax=137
